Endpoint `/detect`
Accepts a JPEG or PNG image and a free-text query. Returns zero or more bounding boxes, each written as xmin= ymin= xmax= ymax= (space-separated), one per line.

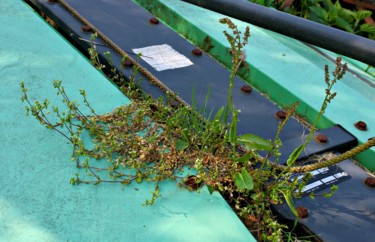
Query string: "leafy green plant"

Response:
xmin=21 ymin=20 xmax=350 ymax=241
xmin=247 ymin=0 xmax=375 ymax=40
xmin=249 ymin=0 xmax=285 ymax=9
xmin=308 ymin=0 xmax=375 ymax=36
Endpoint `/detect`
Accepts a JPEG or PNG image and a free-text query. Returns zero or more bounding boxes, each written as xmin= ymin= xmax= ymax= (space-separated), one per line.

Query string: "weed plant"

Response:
xmin=21 ymin=18 xmax=347 ymax=241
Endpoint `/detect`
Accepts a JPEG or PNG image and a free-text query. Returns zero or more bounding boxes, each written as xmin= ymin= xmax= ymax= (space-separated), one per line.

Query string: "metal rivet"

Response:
xmin=241 ymin=85 xmax=252 ymax=93
xmin=149 ymin=17 xmax=159 ymax=24
xmin=80 ymin=25 xmax=92 ymax=33
xmin=355 ymin=121 xmax=367 ymax=131
xmin=315 ymin=134 xmax=328 ymax=144
xmin=275 ymin=111 xmax=286 ymax=120
xmin=122 ymin=60 xmax=133 ymax=67
xmin=192 ymin=48 xmax=202 ymax=56
xmin=296 ymin=206 xmax=309 ymax=218
xmin=365 ymin=177 xmax=375 ymax=188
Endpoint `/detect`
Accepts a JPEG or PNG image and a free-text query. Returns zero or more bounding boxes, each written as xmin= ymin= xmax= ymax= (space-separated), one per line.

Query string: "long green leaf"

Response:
xmin=229 ymin=112 xmax=238 ymax=146
xmin=286 ymin=145 xmax=305 ymax=166
xmin=213 ymin=107 xmax=225 ymax=122
xmin=238 ymin=134 xmax=272 ymax=151
xmin=229 ymin=124 xmax=237 ymax=145
xmin=281 ymin=190 xmax=298 ymax=217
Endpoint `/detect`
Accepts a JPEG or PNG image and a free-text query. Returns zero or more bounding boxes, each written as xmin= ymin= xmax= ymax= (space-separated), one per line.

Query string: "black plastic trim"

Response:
xmin=182 ymin=0 xmax=375 ymax=66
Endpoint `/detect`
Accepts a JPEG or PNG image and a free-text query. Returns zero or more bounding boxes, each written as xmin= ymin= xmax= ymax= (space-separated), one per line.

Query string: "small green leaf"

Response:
xmin=331 ymin=184 xmax=339 ymax=193
xmin=213 ymin=107 xmax=225 ymax=122
xmin=334 ymin=0 xmax=342 ymax=11
xmin=323 ymin=184 xmax=339 ymax=198
xmin=176 ymin=139 xmax=189 ymax=151
xmin=238 ymin=134 xmax=272 ymax=151
xmin=234 ymin=167 xmax=254 ymax=191
xmin=360 ymin=23 xmax=375 ymax=34
xmin=309 ymin=6 xmax=329 ymax=21
xmin=136 ymin=172 xmax=143 ymax=184
xmin=354 ymin=10 xmax=372 ymax=21
xmin=322 ymin=193 xmax=333 ymax=198
xmin=207 ymin=185 xmax=215 ymax=194
xmin=327 ymin=6 xmax=338 ymax=21
xmin=339 ymin=8 xmax=355 ymax=22
xmin=286 ymin=145 xmax=305 ymax=166
xmin=335 ymin=17 xmax=353 ymax=32
xmin=237 ymin=153 xmax=251 ymax=163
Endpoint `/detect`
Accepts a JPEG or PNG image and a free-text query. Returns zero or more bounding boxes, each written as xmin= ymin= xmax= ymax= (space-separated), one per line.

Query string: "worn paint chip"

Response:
xmin=133 ymin=44 xmax=193 ymax=71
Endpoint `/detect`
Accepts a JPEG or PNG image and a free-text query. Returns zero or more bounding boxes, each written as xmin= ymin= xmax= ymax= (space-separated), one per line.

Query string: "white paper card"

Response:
xmin=132 ymin=44 xmax=193 ymax=71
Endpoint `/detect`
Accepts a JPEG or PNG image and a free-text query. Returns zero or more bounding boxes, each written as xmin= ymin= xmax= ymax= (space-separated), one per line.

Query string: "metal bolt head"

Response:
xmin=122 ymin=59 xmax=133 ymax=67
xmin=296 ymin=206 xmax=309 ymax=218
xmin=241 ymin=85 xmax=252 ymax=93
xmin=365 ymin=177 xmax=375 ymax=188
xmin=80 ymin=25 xmax=93 ymax=33
xmin=192 ymin=48 xmax=202 ymax=56
xmin=315 ymin=134 xmax=328 ymax=144
xmin=355 ymin=121 xmax=367 ymax=131
xmin=149 ymin=17 xmax=159 ymax=24
xmin=275 ymin=111 xmax=287 ymax=120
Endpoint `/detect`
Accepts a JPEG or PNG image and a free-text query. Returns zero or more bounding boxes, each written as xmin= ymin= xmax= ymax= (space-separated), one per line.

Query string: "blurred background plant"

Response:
xmin=248 ymin=0 xmax=375 ymax=40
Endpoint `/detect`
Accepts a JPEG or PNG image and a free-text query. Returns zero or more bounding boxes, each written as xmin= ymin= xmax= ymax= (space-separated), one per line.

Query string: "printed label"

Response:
xmin=133 ymin=44 xmax=193 ymax=71
xmin=291 ymin=165 xmax=350 ymax=194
